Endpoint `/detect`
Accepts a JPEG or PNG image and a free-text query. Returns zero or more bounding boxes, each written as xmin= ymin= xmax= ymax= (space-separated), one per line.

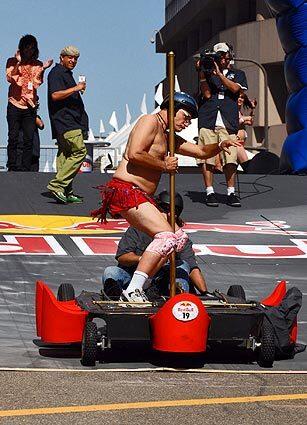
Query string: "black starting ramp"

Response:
xmin=0 ymin=171 xmax=306 ymax=371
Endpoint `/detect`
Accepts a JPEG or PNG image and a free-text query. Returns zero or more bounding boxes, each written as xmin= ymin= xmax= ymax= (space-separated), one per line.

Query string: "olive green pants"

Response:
xmin=47 ymin=129 xmax=87 ymax=194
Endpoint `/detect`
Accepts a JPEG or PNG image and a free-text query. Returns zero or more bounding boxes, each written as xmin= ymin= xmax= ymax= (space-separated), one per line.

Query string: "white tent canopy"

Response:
xmin=94 ymin=81 xmax=255 ymax=170
xmin=95 ymin=107 xmax=199 ymax=168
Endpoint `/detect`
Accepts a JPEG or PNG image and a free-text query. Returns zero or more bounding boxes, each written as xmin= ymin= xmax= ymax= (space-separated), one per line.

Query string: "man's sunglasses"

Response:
xmin=179 ymin=109 xmax=192 ymax=123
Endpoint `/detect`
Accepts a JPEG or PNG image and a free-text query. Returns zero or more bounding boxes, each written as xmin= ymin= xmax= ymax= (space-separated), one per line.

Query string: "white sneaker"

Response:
xmin=120 ymin=289 xmax=150 ymax=307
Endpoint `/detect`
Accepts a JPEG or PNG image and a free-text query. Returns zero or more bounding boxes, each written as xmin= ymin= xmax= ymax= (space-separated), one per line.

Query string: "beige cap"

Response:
xmin=60 ymin=45 xmax=80 ymax=57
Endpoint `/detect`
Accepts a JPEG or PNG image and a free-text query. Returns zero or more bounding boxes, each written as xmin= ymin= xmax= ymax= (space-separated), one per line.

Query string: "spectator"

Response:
xmin=214 ymin=93 xmax=257 ymax=173
xmin=237 ymin=93 xmax=257 ymax=171
xmin=6 ymin=34 xmax=53 ymax=171
xmin=47 ymin=45 xmax=88 ymax=204
xmin=102 ymin=191 xmax=208 ymax=300
xmin=196 ymin=42 xmax=248 ymax=207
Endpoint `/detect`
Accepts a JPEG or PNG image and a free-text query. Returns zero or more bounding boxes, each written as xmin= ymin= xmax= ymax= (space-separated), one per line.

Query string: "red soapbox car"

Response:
xmin=35 ymin=280 xmax=300 ymax=367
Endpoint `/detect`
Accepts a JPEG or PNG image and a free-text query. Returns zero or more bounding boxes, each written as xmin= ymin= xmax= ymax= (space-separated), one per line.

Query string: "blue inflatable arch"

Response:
xmin=265 ymin=0 xmax=307 ymax=173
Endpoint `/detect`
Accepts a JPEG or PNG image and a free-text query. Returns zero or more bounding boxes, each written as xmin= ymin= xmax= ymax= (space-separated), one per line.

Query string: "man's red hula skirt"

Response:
xmin=91 ymin=178 xmax=156 ymax=223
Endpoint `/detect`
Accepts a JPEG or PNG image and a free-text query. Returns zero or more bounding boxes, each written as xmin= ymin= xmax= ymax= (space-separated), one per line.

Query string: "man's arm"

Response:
xmin=189 ymin=268 xmax=208 ymax=292
xmin=214 ymin=63 xmax=241 ymax=94
xmin=199 ymin=70 xmax=211 ymax=99
xmin=117 ymin=252 xmax=141 ymax=267
xmin=32 ymin=59 xmax=54 ymax=90
xmin=6 ymin=57 xmax=22 ymax=85
xmin=126 ymin=115 xmax=177 ymax=173
xmin=115 ymin=228 xmax=142 ymax=267
xmin=194 ymin=59 xmax=211 ymax=99
xmin=175 ymin=135 xmax=241 ymax=159
xmin=51 ymin=82 xmax=85 ymax=101
xmin=217 ymin=66 xmax=249 ymax=95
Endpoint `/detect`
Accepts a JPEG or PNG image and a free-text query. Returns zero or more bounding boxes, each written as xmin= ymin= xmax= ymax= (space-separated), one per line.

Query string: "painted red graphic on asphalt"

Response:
xmin=1 ymin=220 xmax=307 ymax=258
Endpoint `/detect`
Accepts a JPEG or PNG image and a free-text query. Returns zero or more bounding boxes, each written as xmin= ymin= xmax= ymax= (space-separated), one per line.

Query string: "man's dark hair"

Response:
xmin=18 ymin=34 xmax=39 ymax=63
xmin=241 ymin=92 xmax=256 ymax=109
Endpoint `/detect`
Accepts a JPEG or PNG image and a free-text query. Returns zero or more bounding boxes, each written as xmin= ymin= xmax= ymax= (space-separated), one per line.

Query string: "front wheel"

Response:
xmin=81 ymin=321 xmax=98 ymax=366
xmin=257 ymin=318 xmax=275 ymax=367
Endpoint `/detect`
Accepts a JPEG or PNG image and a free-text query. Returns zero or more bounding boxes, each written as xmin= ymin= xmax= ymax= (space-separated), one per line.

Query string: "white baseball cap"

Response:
xmin=213 ymin=42 xmax=230 ymax=53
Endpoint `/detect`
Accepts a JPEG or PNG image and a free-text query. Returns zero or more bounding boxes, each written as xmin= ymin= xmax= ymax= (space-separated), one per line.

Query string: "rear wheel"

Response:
xmin=81 ymin=321 xmax=98 ymax=366
xmin=227 ymin=285 xmax=246 ymax=300
xmin=258 ymin=318 xmax=275 ymax=367
xmin=57 ymin=283 xmax=75 ymax=301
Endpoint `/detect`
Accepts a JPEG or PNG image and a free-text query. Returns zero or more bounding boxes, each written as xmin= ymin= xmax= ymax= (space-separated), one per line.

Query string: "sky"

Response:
xmin=0 ymin=0 xmax=165 ymax=146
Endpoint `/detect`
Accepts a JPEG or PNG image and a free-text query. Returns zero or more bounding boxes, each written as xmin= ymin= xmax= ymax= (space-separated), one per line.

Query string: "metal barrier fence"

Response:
xmin=0 ymin=144 xmax=117 ymax=172
xmin=0 ymin=145 xmax=58 ymax=172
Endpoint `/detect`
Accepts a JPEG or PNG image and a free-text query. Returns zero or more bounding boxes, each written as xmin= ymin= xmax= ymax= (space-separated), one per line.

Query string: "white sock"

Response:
xmin=206 ymin=186 xmax=214 ymax=196
xmin=227 ymin=187 xmax=235 ymax=196
xmin=125 ymin=271 xmax=149 ymax=293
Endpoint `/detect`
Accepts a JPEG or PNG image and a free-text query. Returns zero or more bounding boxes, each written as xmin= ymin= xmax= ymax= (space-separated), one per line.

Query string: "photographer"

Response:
xmin=196 ymin=43 xmax=248 ymax=207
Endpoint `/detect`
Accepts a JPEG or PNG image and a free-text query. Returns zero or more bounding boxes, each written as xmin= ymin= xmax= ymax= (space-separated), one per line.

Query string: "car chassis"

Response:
xmin=35 ymin=280 xmax=295 ymax=368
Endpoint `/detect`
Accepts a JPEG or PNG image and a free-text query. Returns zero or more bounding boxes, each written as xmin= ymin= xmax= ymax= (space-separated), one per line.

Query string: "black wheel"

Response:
xmin=57 ymin=283 xmax=75 ymax=301
xmin=227 ymin=285 xmax=246 ymax=300
xmin=81 ymin=321 xmax=98 ymax=366
xmin=258 ymin=318 xmax=275 ymax=367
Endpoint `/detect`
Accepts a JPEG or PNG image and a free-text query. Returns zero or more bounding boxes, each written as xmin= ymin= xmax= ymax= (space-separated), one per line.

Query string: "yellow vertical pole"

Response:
xmin=168 ymin=51 xmax=176 ymax=298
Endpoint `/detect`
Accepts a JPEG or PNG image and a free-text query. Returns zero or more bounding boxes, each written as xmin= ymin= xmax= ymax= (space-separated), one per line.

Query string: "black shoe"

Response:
xmin=227 ymin=193 xmax=241 ymax=207
xmin=206 ymin=193 xmax=219 ymax=207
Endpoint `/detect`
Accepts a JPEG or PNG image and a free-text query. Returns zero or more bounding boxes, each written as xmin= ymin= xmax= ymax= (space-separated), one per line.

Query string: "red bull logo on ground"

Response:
xmin=0 ymin=215 xmax=129 ymax=235
xmin=1 ymin=215 xmax=307 ymax=259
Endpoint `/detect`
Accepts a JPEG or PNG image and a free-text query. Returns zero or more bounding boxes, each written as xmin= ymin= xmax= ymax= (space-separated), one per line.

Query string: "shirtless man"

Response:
xmin=92 ymin=92 xmax=240 ymax=303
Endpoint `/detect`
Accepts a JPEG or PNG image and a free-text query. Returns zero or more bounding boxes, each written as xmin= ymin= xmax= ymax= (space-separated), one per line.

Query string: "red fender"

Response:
xmin=35 ymin=281 xmax=87 ymax=343
xmin=35 ymin=281 xmax=44 ymax=337
xmin=150 ymin=293 xmax=210 ymax=353
xmin=261 ymin=280 xmax=287 ymax=307
xmin=261 ymin=280 xmax=298 ymax=344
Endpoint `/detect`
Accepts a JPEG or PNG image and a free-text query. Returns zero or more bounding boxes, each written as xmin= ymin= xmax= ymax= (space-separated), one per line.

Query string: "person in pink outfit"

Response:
xmin=6 ymin=34 xmax=53 ymax=171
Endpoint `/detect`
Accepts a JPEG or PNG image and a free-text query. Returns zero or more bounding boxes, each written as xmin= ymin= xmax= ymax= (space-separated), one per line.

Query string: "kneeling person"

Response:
xmin=102 ymin=191 xmax=208 ymax=299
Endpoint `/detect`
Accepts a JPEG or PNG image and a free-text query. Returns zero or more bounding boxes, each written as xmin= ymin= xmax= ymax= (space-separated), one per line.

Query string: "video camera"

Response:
xmin=199 ymin=43 xmax=234 ymax=74
xmin=199 ymin=50 xmax=223 ymax=74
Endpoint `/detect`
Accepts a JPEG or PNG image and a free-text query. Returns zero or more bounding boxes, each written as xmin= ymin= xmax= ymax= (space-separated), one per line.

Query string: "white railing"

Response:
xmin=0 ymin=145 xmax=58 ymax=172
xmin=0 ymin=144 xmax=116 ymax=173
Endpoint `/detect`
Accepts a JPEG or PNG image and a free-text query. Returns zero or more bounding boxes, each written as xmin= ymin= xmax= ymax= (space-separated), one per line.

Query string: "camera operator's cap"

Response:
xmin=60 ymin=45 xmax=80 ymax=58
xmin=213 ymin=42 xmax=230 ymax=53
